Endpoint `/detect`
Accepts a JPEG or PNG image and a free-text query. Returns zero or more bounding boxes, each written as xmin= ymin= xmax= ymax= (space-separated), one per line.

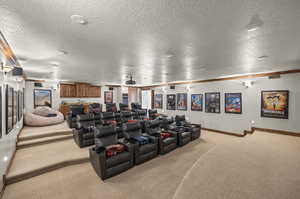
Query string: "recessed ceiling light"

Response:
xmin=70 ymin=15 xmax=88 ymax=25
xmin=59 ymin=50 xmax=68 ymax=55
xmin=50 ymin=61 xmax=60 ymax=67
xmin=246 ymin=14 xmax=264 ymax=32
xmin=258 ymin=55 xmax=268 ymax=60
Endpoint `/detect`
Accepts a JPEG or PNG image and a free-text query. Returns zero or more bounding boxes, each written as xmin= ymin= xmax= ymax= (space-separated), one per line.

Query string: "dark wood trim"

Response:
xmin=202 ymin=127 xmax=246 ymax=137
xmin=140 ymin=69 xmax=300 ymax=89
xmin=251 ymin=127 xmax=300 ymax=137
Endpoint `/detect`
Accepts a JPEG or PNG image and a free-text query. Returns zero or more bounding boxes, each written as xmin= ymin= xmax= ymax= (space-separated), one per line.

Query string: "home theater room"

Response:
xmin=1 ymin=1 xmax=300 ymax=199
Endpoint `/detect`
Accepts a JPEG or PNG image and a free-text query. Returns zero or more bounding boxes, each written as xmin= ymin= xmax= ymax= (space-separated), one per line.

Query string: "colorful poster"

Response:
xmin=191 ymin=94 xmax=203 ymax=111
xmin=225 ymin=93 xmax=242 ymax=114
xmin=122 ymin=93 xmax=128 ymax=105
xmin=261 ymin=90 xmax=289 ymax=119
xmin=205 ymin=92 xmax=220 ymax=113
xmin=154 ymin=94 xmax=163 ymax=109
xmin=104 ymin=91 xmax=113 ymax=104
xmin=176 ymin=93 xmax=187 ymax=111
xmin=167 ymin=94 xmax=176 ymax=110
xmin=34 ymin=89 xmax=52 ymax=108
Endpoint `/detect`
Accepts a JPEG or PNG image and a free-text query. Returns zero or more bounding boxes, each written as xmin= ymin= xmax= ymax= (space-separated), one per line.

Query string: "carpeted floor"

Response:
xmin=3 ymin=131 xmax=300 ymax=199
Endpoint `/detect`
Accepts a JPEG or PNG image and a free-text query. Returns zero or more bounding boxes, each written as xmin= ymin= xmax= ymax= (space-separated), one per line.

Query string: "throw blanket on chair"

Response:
xmin=161 ymin=132 xmax=172 ymax=139
xmin=106 ymin=144 xmax=125 ymax=157
xmin=132 ymin=136 xmax=150 ymax=145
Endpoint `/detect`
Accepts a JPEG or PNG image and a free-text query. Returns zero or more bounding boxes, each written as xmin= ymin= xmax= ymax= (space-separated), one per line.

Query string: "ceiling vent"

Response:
xmin=125 ymin=75 xmax=136 ymax=85
xmin=268 ymin=74 xmax=281 ymax=79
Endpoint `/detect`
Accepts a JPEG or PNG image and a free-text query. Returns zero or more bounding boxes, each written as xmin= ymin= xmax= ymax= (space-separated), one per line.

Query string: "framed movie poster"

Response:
xmin=18 ymin=90 xmax=23 ymax=121
xmin=6 ymin=86 xmax=13 ymax=134
xmin=34 ymin=89 xmax=52 ymax=108
xmin=122 ymin=93 xmax=128 ymax=105
xmin=167 ymin=94 xmax=176 ymax=110
xmin=205 ymin=92 xmax=220 ymax=113
xmin=154 ymin=94 xmax=163 ymax=109
xmin=225 ymin=93 xmax=242 ymax=114
xmin=176 ymin=93 xmax=187 ymax=111
xmin=0 ymin=86 xmax=2 ymax=138
xmin=104 ymin=91 xmax=113 ymax=104
xmin=261 ymin=90 xmax=289 ymax=119
xmin=191 ymin=94 xmax=203 ymax=111
xmin=13 ymin=90 xmax=18 ymax=126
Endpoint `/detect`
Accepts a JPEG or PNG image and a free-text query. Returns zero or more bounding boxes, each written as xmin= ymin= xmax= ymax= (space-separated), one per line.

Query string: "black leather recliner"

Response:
xmin=67 ymin=105 xmax=84 ymax=128
xmin=73 ymin=113 xmax=96 ymax=147
xmin=106 ymin=103 xmax=118 ymax=112
xmin=148 ymin=109 xmax=159 ymax=120
xmin=101 ymin=112 xmax=123 ymax=138
xmin=146 ymin=119 xmax=177 ymax=155
xmin=121 ymin=111 xmax=133 ymax=123
xmin=137 ymin=109 xmax=148 ymax=120
xmin=175 ymin=115 xmax=201 ymax=141
xmin=131 ymin=102 xmax=142 ymax=112
xmin=89 ymin=103 xmax=102 ymax=125
xmin=89 ymin=125 xmax=134 ymax=180
xmin=119 ymin=103 xmax=129 ymax=111
xmin=123 ymin=122 xmax=158 ymax=165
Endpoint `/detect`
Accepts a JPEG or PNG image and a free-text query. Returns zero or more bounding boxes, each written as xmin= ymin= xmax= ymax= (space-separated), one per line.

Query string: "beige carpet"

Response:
xmin=3 ymin=131 xmax=300 ymax=199
xmin=7 ymin=139 xmax=88 ymax=180
xmin=19 ymin=122 xmax=71 ymax=140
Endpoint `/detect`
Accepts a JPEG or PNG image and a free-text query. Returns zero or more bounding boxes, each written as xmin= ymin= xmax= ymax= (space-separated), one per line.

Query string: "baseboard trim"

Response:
xmin=203 ymin=127 xmax=300 ymax=138
xmin=251 ymin=127 xmax=300 ymax=137
xmin=202 ymin=128 xmax=246 ymax=137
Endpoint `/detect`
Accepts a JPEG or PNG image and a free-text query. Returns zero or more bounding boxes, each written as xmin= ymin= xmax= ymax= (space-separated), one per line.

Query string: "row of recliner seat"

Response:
xmin=67 ymin=103 xmax=159 ymax=129
xmin=73 ymin=109 xmax=151 ymax=148
xmin=89 ymin=115 xmax=201 ymax=180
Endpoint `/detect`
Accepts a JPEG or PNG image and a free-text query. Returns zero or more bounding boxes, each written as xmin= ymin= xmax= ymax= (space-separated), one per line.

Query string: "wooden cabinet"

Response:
xmin=60 ymin=84 xmax=76 ymax=97
xmin=60 ymin=83 xmax=101 ymax=98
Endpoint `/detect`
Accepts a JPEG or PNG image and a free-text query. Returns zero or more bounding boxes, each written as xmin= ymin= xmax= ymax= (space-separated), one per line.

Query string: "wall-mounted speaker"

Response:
xmin=170 ymin=85 xmax=175 ymax=89
xmin=12 ymin=67 xmax=23 ymax=76
xmin=34 ymin=82 xmax=43 ymax=87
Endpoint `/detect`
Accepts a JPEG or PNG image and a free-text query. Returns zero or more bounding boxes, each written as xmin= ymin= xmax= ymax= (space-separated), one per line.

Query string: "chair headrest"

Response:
xmin=76 ymin=113 xmax=94 ymax=121
xmin=148 ymin=109 xmax=158 ymax=114
xmin=70 ymin=105 xmax=84 ymax=116
xmin=148 ymin=119 xmax=161 ymax=128
xmin=121 ymin=111 xmax=132 ymax=117
xmin=175 ymin=115 xmax=185 ymax=122
xmin=96 ymin=125 xmax=116 ymax=138
xmin=123 ymin=122 xmax=141 ymax=132
xmin=137 ymin=109 xmax=147 ymax=115
xmin=101 ymin=112 xmax=115 ymax=119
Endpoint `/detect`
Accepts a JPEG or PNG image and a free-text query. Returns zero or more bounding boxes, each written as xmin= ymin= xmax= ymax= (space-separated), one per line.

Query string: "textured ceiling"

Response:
xmin=1 ymin=0 xmax=300 ymax=85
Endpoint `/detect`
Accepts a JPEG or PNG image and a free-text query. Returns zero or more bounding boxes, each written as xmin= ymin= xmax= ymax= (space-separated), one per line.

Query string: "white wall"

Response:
xmin=0 ymin=72 xmax=24 ymax=191
xmin=154 ymin=73 xmax=300 ymax=135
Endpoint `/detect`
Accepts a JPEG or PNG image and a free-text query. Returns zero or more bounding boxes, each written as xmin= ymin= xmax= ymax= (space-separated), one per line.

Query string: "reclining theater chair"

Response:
xmin=106 ymin=103 xmax=118 ymax=112
xmin=101 ymin=112 xmax=123 ymax=138
xmin=90 ymin=125 xmax=134 ymax=180
xmin=148 ymin=109 xmax=159 ymax=120
xmin=123 ymin=122 xmax=158 ymax=165
xmin=89 ymin=103 xmax=102 ymax=126
xmin=175 ymin=115 xmax=201 ymax=140
xmin=131 ymin=102 xmax=142 ymax=112
xmin=67 ymin=105 xmax=84 ymax=128
xmin=73 ymin=113 xmax=96 ymax=147
xmin=119 ymin=103 xmax=130 ymax=111
xmin=146 ymin=119 xmax=177 ymax=154
xmin=120 ymin=111 xmax=133 ymax=123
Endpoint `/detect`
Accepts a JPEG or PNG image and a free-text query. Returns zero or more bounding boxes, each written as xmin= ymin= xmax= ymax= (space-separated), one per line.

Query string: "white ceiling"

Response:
xmin=1 ymin=0 xmax=300 ymax=85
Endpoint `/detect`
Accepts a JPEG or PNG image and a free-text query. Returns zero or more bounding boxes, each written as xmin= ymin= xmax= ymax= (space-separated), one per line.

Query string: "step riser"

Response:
xmin=5 ymin=158 xmax=89 ymax=185
xmin=17 ymin=136 xmax=73 ymax=150
xmin=18 ymin=130 xmax=72 ymax=141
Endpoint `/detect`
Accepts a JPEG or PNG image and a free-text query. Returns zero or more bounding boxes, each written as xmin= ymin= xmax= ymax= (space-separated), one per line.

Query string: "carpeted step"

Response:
xmin=6 ymin=139 xmax=89 ymax=185
xmin=17 ymin=134 xmax=73 ymax=150
xmin=18 ymin=129 xmax=72 ymax=141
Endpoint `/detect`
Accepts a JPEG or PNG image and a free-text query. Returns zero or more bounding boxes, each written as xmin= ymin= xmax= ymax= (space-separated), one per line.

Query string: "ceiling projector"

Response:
xmin=125 ymin=75 xmax=136 ymax=85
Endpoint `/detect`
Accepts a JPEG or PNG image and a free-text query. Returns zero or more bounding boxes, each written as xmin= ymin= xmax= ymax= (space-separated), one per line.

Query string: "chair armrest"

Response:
xmin=118 ymin=141 xmax=134 ymax=153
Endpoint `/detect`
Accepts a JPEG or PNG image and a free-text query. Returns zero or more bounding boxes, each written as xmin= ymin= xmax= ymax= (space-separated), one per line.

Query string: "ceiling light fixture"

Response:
xmin=70 ymin=15 xmax=88 ymax=25
xmin=0 ymin=62 xmax=14 ymax=73
xmin=59 ymin=50 xmax=68 ymax=55
xmin=257 ymin=55 xmax=268 ymax=60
